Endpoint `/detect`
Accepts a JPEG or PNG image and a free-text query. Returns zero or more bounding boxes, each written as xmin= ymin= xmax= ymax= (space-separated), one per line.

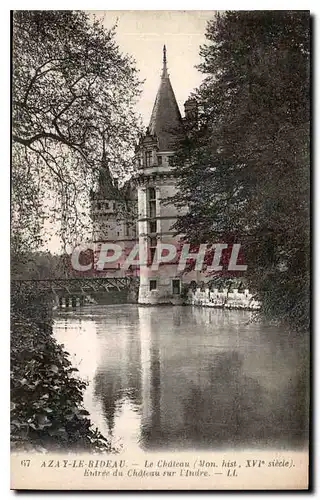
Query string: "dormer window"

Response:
xmin=145 ymin=151 xmax=152 ymax=167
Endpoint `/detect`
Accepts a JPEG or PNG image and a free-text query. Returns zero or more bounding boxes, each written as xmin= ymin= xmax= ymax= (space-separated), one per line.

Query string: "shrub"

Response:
xmin=11 ymin=285 xmax=114 ymax=452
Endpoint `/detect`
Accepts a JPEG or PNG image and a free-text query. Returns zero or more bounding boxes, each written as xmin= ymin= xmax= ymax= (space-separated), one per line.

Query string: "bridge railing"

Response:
xmin=11 ymin=276 xmax=139 ymax=294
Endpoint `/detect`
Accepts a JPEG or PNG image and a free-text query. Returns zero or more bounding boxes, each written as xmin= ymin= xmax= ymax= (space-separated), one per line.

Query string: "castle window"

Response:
xmin=172 ymin=279 xmax=181 ymax=295
xmin=105 ymin=202 xmax=109 ymax=209
xmin=168 ymin=156 xmax=174 ymax=166
xmin=149 ymin=237 xmax=157 ymax=264
xmin=150 ymin=247 xmax=156 ymax=264
xmin=149 ymin=200 xmax=156 ymax=218
xmin=149 ymin=220 xmax=157 ymax=233
xmin=148 ymin=187 xmax=156 ymax=200
xmin=158 ymin=155 xmax=162 ymax=166
xmin=148 ymin=187 xmax=156 ymax=219
xmin=150 ymin=236 xmax=157 ymax=247
xmin=145 ymin=151 xmax=152 ymax=167
xmin=149 ymin=279 xmax=157 ymax=291
xmin=97 ymin=202 xmax=101 ymax=210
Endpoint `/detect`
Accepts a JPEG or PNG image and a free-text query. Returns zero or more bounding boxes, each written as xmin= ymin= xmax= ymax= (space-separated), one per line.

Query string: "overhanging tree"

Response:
xmin=173 ymin=11 xmax=310 ymax=330
xmin=12 ymin=10 xmax=142 ymax=251
xmin=11 ymin=11 xmax=144 ymax=450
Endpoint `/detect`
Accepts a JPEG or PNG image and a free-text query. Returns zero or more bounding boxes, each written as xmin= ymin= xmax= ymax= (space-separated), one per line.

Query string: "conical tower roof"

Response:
xmin=95 ymin=154 xmax=120 ymax=200
xmin=149 ymin=45 xmax=182 ymax=151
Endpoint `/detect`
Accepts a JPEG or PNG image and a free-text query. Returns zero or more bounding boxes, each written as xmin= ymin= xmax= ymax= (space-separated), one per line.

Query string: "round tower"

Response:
xmin=136 ymin=46 xmax=185 ymax=304
xmin=90 ymin=157 xmax=121 ymax=243
xmin=90 ymin=157 xmax=138 ymax=276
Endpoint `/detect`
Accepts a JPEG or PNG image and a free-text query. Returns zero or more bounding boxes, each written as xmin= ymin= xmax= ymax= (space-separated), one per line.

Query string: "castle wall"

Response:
xmin=137 ymin=168 xmax=211 ymax=304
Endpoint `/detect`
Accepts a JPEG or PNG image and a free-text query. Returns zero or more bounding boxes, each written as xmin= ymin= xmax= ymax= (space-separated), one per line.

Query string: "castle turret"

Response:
xmin=136 ymin=46 xmax=186 ymax=304
xmin=90 ymin=156 xmax=138 ymax=276
xmin=91 ymin=46 xmax=207 ymax=288
xmin=148 ymin=45 xmax=183 ymax=151
xmin=91 ymin=156 xmax=121 ymax=242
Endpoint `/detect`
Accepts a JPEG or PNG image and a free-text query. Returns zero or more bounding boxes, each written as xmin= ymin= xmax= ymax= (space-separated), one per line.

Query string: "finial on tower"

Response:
xmin=162 ymin=44 xmax=168 ymax=77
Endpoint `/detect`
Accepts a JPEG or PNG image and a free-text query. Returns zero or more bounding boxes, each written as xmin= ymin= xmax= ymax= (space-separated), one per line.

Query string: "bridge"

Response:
xmin=11 ymin=276 xmax=138 ymax=293
xmin=11 ymin=276 xmax=139 ymax=308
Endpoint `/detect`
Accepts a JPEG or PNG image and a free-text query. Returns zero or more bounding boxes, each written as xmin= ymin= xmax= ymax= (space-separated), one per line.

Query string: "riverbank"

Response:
xmin=10 ymin=285 xmax=114 ymax=452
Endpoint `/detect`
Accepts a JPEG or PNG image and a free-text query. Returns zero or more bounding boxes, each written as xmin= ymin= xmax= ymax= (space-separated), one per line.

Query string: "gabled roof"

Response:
xmin=149 ymin=46 xmax=183 ymax=151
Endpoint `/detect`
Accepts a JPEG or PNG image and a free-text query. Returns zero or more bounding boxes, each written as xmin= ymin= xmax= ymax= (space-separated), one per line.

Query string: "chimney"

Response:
xmin=184 ymin=97 xmax=198 ymax=122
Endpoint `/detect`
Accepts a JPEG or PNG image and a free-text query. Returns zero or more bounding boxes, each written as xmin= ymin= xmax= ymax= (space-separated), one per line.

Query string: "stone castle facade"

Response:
xmin=91 ymin=46 xmax=209 ymax=304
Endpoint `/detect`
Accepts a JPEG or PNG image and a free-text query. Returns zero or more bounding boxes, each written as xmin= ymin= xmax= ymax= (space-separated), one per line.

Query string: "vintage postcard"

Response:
xmin=11 ymin=10 xmax=310 ymax=490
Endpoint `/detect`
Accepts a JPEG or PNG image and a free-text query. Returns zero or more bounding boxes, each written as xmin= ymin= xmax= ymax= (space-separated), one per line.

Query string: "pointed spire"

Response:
xmin=149 ymin=45 xmax=182 ymax=151
xmin=162 ymin=44 xmax=168 ymax=77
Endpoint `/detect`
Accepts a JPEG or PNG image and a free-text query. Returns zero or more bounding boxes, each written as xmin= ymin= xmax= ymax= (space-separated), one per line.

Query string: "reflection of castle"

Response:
xmin=91 ymin=46 xmax=208 ymax=304
xmin=93 ymin=308 xmax=142 ymax=439
xmin=138 ymin=307 xmax=309 ymax=450
xmin=92 ymin=306 xmax=308 ymax=450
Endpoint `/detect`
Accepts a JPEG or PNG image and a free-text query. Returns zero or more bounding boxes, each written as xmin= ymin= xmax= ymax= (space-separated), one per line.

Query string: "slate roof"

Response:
xmin=94 ymin=156 xmax=120 ymax=200
xmin=149 ymin=46 xmax=183 ymax=151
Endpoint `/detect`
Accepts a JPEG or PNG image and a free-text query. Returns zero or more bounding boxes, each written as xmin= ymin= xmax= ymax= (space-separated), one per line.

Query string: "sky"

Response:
xmin=90 ymin=10 xmax=216 ymax=125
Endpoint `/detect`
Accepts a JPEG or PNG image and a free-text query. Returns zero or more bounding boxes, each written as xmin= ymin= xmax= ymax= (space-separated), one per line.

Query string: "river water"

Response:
xmin=53 ymin=305 xmax=308 ymax=452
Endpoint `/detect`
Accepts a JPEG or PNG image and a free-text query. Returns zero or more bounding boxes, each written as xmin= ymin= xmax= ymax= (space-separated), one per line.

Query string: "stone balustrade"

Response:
xmin=187 ymin=287 xmax=261 ymax=310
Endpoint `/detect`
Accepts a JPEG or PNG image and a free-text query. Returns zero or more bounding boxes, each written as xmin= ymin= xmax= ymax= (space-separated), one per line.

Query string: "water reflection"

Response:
xmin=54 ymin=305 xmax=308 ymax=451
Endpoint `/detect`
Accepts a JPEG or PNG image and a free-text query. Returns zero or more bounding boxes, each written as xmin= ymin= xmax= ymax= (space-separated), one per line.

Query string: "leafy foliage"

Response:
xmin=12 ymin=10 xmax=142 ymax=250
xmin=173 ymin=11 xmax=310 ymax=331
xmin=11 ymin=286 xmax=115 ymax=452
xmin=11 ymin=250 xmax=70 ymax=280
